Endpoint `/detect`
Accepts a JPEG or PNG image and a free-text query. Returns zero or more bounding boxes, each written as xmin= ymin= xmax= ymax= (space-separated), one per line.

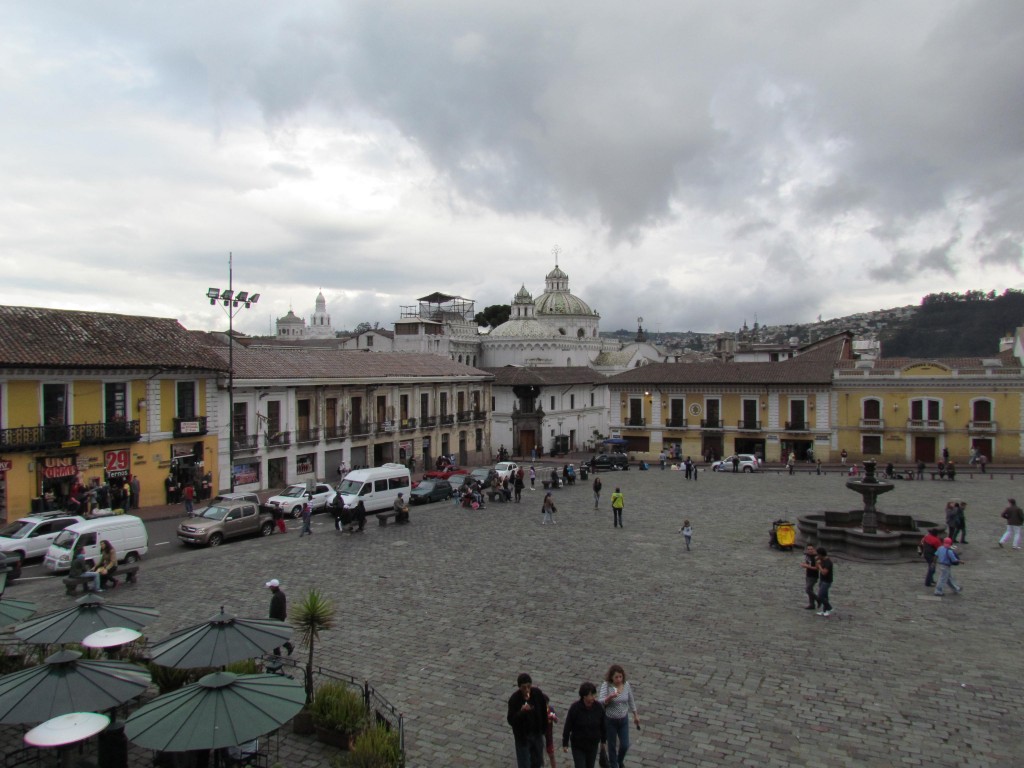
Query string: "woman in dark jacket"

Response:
xmin=562 ymin=681 xmax=607 ymax=768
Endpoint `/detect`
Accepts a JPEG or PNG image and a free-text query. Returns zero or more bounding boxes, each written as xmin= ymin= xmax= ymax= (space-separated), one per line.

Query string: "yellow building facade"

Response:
xmin=0 ymin=307 xmax=227 ymax=522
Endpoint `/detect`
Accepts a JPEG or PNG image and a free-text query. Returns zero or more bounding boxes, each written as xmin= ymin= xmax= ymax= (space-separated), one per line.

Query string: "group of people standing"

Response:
xmin=508 ymin=666 xmax=641 ymax=768
xmin=800 ymin=545 xmax=835 ymax=616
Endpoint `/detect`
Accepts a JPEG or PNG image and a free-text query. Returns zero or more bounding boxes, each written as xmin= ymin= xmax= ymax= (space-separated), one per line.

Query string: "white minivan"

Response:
xmin=336 ymin=464 xmax=412 ymax=513
xmin=44 ymin=515 xmax=149 ymax=572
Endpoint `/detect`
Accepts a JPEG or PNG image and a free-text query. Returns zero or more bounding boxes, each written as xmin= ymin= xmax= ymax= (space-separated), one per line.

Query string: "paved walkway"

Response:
xmin=4 ymin=465 xmax=1024 ymax=766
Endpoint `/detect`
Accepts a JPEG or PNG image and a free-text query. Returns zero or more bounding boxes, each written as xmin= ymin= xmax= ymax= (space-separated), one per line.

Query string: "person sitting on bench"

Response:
xmin=95 ymin=540 xmax=118 ymax=589
xmin=69 ymin=547 xmax=102 ymax=593
xmin=393 ymin=493 xmax=410 ymax=524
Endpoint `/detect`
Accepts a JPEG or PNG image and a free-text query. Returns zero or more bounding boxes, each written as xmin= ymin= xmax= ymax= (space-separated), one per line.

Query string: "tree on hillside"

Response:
xmin=474 ymin=304 xmax=511 ymax=328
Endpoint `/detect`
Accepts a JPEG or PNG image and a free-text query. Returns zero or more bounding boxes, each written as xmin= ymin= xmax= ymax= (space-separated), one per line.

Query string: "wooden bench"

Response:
xmin=64 ymin=564 xmax=140 ymax=595
xmin=375 ymin=510 xmax=410 ymax=526
xmin=541 ymin=479 xmax=561 ymax=490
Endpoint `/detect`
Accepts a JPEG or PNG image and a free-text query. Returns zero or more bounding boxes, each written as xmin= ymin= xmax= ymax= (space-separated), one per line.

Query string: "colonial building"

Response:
xmin=0 ymin=306 xmax=227 ymax=521
xmin=202 ymin=343 xmax=494 ymax=489
xmin=605 ymin=334 xmax=852 ymax=462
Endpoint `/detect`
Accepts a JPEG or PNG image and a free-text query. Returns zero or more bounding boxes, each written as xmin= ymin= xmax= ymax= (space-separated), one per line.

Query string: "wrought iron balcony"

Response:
xmin=665 ymin=418 xmax=688 ymax=428
xmin=173 ymin=416 xmax=208 ymax=437
xmin=232 ymin=434 xmax=260 ymax=452
xmin=421 ymin=415 xmax=437 ymax=428
xmin=737 ymin=419 xmax=762 ymax=430
xmin=785 ymin=421 xmax=809 ymax=431
xmin=700 ymin=419 xmax=723 ymax=430
xmin=350 ymin=421 xmax=372 ymax=438
xmin=0 ymin=420 xmax=142 ymax=452
xmin=295 ymin=427 xmax=320 ymax=445
xmin=473 ymin=410 xmax=488 ymax=421
xmin=440 ymin=414 xmax=455 ymax=426
xmin=626 ymin=417 xmax=646 ymax=427
xmin=400 ymin=418 xmax=417 ymax=431
xmin=457 ymin=410 xmax=474 ymax=423
xmin=324 ymin=424 xmax=347 ymax=441
xmin=266 ymin=430 xmax=291 ymax=448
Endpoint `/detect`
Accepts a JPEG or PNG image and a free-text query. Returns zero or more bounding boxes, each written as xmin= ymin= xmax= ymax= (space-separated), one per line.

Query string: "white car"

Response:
xmin=494 ymin=461 xmax=520 ymax=481
xmin=711 ymin=454 xmax=761 ymax=473
xmin=266 ymin=483 xmax=336 ymax=518
xmin=0 ymin=513 xmax=85 ymax=562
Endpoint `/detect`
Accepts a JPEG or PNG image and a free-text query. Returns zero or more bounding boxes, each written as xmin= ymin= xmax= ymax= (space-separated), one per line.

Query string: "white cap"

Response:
xmin=265 ymin=579 xmax=280 ymax=588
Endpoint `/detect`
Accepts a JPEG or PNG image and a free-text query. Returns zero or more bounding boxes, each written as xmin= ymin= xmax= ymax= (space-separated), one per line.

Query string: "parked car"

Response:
xmin=0 ymin=513 xmax=85 ymax=564
xmin=467 ymin=468 xmax=497 ymax=487
xmin=591 ymin=453 xmax=630 ymax=471
xmin=410 ymin=479 xmax=454 ymax=505
xmin=265 ymin=483 xmax=336 ymax=518
xmin=177 ymin=500 xmax=275 ymax=547
xmin=423 ymin=466 xmax=468 ymax=480
xmin=494 ymin=461 xmax=520 ymax=481
xmin=191 ymin=492 xmax=260 ymax=517
xmin=44 ymin=516 xmax=149 ymax=572
xmin=711 ymin=454 xmax=761 ymax=473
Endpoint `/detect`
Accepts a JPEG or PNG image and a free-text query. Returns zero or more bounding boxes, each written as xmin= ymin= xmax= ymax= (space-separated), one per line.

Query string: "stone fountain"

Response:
xmin=797 ymin=460 xmax=939 ymax=561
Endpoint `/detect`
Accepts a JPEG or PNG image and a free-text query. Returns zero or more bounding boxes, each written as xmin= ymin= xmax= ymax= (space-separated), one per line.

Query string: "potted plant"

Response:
xmin=290 ymin=588 xmax=336 ymax=733
xmin=310 ymin=680 xmax=369 ymax=748
xmin=334 ymin=723 xmax=402 ymax=767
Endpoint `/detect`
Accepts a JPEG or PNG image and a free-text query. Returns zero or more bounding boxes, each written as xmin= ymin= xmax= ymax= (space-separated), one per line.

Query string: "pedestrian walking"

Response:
xmin=840 ymin=448 xmax=848 ymax=465
xmin=266 ymin=579 xmax=294 ymax=656
xmin=508 ymin=673 xmax=548 ymax=768
xmin=597 ymin=665 xmax=639 ymax=768
xmin=998 ymin=498 xmax=1023 ymax=549
xmin=562 ymin=681 xmax=607 ymax=768
xmin=529 ymin=466 xmax=537 ymax=490
xmin=515 ymin=471 xmax=525 ymax=503
xmin=299 ymin=495 xmax=313 ymax=536
xmin=541 ymin=492 xmax=556 ymax=525
xmin=919 ymin=528 xmax=943 ymax=587
xmin=659 ymin=451 xmax=666 ymax=470
xmin=916 ymin=460 xmax=925 ymax=480
xmin=273 ymin=503 xmax=287 ymax=534
xmin=592 ymin=476 xmax=602 ymax=509
xmin=934 ymin=538 xmax=963 ymax=596
xmin=182 ymin=483 xmax=195 ymax=516
xmin=610 ymin=488 xmax=624 ymax=528
xmin=815 ymin=547 xmax=834 ymax=616
xmin=787 ymin=454 xmax=795 ymax=475
xmin=680 ymin=520 xmax=692 ymax=551
xmin=129 ymin=474 xmax=140 ymax=509
xmin=800 ymin=544 xmax=818 ymax=609
xmin=684 ymin=457 xmax=692 ymax=480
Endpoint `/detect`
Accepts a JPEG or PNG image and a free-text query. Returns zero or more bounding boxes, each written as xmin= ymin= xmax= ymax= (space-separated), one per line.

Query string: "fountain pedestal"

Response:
xmin=847 ymin=460 xmax=893 ymax=534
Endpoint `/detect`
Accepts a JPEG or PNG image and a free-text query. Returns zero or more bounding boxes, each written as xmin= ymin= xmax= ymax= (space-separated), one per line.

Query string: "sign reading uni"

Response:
xmin=41 ymin=456 xmax=77 ymax=479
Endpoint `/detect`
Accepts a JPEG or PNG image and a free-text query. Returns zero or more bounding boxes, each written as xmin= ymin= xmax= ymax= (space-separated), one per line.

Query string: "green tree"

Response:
xmin=291 ymin=588 xmax=336 ymax=703
xmin=474 ymin=304 xmax=511 ymax=328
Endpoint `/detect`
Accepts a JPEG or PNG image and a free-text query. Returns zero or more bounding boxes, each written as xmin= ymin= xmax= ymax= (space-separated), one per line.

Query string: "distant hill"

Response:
xmin=880 ymin=290 xmax=1024 ymax=357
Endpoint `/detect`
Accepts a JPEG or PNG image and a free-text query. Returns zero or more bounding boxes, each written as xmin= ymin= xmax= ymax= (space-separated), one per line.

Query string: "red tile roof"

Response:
xmin=480 ymin=366 xmax=608 ymax=386
xmin=214 ymin=347 xmax=493 ymax=381
xmin=0 ymin=306 xmax=228 ymax=371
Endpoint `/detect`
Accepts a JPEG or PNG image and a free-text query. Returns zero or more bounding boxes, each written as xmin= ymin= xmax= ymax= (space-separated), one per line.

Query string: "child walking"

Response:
xmin=680 ymin=519 xmax=693 ymax=551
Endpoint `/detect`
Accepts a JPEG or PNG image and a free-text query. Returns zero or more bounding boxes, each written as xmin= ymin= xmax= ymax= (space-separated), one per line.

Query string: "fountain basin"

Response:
xmin=797 ymin=510 xmax=940 ymax=561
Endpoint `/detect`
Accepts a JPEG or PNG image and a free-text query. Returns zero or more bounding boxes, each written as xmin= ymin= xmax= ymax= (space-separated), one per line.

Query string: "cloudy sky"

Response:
xmin=2 ymin=1 xmax=1022 ymax=336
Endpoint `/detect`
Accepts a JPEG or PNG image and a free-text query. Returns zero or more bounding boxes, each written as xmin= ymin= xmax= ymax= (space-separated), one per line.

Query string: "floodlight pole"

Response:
xmin=207 ymin=254 xmax=259 ymax=492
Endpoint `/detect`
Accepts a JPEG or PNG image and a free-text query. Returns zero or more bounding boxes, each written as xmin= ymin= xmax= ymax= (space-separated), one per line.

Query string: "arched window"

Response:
xmin=862 ymin=398 xmax=881 ymax=421
xmin=577 ymin=328 xmax=584 ymax=338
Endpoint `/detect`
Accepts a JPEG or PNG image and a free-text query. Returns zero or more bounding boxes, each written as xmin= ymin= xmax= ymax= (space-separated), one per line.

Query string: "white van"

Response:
xmin=44 ymin=515 xmax=149 ymax=572
xmin=336 ymin=463 xmax=412 ymax=513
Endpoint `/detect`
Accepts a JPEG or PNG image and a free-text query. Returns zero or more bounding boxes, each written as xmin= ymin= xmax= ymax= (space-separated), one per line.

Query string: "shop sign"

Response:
xmin=41 ymin=456 xmax=78 ymax=479
xmin=104 ymin=449 xmax=131 ymax=480
xmin=177 ymin=421 xmax=202 ymax=434
xmin=171 ymin=444 xmax=195 ymax=459
xmin=0 ymin=459 xmax=12 ymax=473
xmin=296 ymin=454 xmax=314 ymax=475
xmin=399 ymin=441 xmax=412 ymax=453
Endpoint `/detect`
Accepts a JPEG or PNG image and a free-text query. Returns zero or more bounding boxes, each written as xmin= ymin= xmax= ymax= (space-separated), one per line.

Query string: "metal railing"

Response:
xmin=266 ymin=430 xmax=291 ymax=448
xmin=700 ymin=419 xmax=723 ymax=429
xmin=0 ymin=420 xmax=142 ymax=452
xmin=737 ymin=420 xmax=762 ymax=430
xmin=232 ymin=434 xmax=260 ymax=452
xmin=295 ymin=427 xmax=320 ymax=445
xmin=324 ymin=424 xmax=346 ymax=441
xmin=785 ymin=421 xmax=809 ymax=431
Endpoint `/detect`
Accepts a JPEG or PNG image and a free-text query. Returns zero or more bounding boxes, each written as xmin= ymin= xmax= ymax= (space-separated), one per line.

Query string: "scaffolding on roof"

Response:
xmin=400 ymin=292 xmax=476 ymax=323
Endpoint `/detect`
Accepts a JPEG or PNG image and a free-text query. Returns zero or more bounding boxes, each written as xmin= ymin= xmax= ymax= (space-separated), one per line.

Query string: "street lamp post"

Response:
xmin=557 ymin=417 xmax=564 ymax=456
xmin=207 ymin=254 xmax=259 ymax=492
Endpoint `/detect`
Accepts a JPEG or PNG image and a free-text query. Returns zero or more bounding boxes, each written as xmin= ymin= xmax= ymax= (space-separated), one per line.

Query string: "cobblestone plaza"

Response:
xmin=5 ymin=466 xmax=1023 ymax=767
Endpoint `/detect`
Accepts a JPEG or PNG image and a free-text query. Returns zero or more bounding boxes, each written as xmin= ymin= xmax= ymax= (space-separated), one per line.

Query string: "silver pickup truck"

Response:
xmin=177 ymin=498 xmax=274 ymax=547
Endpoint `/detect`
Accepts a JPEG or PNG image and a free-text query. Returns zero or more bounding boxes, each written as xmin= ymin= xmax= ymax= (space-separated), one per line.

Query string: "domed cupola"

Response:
xmin=535 ymin=263 xmax=596 ymax=317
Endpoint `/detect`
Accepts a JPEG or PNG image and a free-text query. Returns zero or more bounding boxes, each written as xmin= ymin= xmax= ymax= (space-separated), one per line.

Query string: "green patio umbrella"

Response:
xmin=0 ymin=597 xmax=37 ymax=626
xmin=0 ymin=650 xmax=151 ymax=724
xmin=125 ymin=671 xmax=305 ymax=751
xmin=13 ymin=593 xmax=159 ymax=645
xmin=148 ymin=607 xmax=292 ymax=669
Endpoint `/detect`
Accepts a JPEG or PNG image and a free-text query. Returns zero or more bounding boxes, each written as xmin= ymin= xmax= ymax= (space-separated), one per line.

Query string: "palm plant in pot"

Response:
xmin=290 ymin=588 xmax=336 ymax=733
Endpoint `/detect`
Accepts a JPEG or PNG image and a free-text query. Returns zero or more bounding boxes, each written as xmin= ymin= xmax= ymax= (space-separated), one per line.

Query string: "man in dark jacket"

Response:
xmin=507 ymin=673 xmax=548 ymax=768
xmin=267 ymin=579 xmax=294 ymax=656
xmin=998 ymin=498 xmax=1023 ymax=549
